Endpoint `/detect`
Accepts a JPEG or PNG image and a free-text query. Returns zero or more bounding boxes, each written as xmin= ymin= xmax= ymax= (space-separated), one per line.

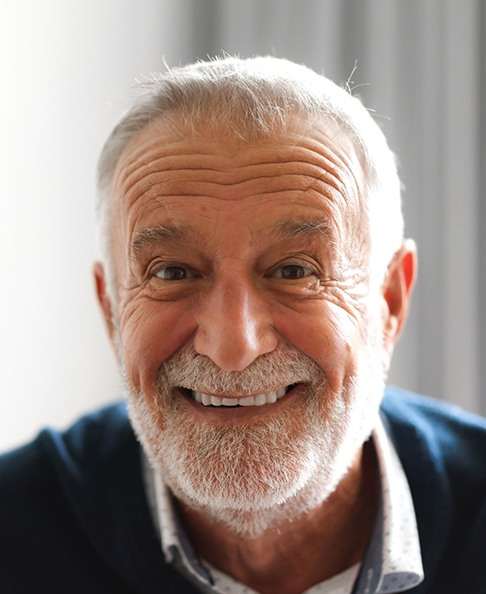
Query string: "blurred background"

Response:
xmin=1 ymin=0 xmax=485 ymax=452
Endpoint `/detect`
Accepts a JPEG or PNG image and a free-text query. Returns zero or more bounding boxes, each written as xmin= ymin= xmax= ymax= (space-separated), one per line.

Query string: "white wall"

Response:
xmin=0 ymin=0 xmax=191 ymax=452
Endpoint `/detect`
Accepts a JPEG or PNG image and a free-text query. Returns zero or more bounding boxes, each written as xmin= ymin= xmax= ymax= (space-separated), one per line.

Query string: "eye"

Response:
xmin=272 ymin=264 xmax=314 ymax=280
xmin=154 ymin=266 xmax=193 ymax=281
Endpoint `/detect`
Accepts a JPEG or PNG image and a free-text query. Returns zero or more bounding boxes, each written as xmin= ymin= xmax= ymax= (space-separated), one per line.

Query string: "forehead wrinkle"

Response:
xmin=114 ymin=134 xmax=362 ymax=235
xmin=120 ymin=161 xmax=224 ymax=200
xmin=296 ymin=133 xmax=364 ymax=197
xmin=296 ymin=148 xmax=362 ymax=223
xmin=116 ymin=135 xmax=223 ymax=175
xmin=121 ymin=154 xmax=322 ymax=184
xmin=117 ymin=136 xmax=353 ymax=193
xmin=122 ymin=165 xmax=347 ymax=210
xmin=120 ymin=131 xmax=328 ymax=168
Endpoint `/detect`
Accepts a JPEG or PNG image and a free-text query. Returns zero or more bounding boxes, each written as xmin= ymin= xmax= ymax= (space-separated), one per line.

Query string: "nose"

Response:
xmin=193 ymin=275 xmax=278 ymax=371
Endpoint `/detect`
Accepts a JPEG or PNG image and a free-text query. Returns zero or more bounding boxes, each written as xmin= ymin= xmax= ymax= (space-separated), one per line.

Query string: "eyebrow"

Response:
xmin=272 ymin=219 xmax=331 ymax=240
xmin=131 ymin=224 xmax=194 ymax=254
xmin=131 ymin=218 xmax=331 ymax=255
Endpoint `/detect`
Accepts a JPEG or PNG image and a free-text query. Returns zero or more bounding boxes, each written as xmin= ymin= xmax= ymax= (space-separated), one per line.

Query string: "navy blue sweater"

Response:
xmin=1 ymin=388 xmax=486 ymax=593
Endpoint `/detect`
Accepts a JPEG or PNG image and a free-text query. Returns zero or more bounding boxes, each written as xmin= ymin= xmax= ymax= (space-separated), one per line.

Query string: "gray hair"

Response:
xmin=96 ymin=55 xmax=403 ymax=289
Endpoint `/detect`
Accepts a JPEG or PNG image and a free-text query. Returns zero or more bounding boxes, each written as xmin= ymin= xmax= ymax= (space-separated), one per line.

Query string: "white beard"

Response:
xmin=124 ymin=326 xmax=385 ymax=538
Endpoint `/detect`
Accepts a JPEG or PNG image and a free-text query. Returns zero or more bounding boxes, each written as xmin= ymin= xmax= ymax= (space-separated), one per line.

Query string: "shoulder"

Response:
xmin=381 ymin=386 xmax=486 ymax=497
xmin=0 ymin=400 xmax=136 ymax=518
xmin=0 ymin=402 xmax=132 ymax=488
xmin=381 ymin=387 xmax=486 ymax=592
xmin=0 ymin=401 xmax=144 ymax=529
xmin=0 ymin=403 xmax=152 ymax=593
xmin=0 ymin=403 xmax=198 ymax=593
xmin=381 ymin=386 xmax=486 ymax=473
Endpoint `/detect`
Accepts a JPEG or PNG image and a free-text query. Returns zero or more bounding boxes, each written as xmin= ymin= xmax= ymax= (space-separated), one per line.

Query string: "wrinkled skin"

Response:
xmin=94 ymin=115 xmax=416 ymax=594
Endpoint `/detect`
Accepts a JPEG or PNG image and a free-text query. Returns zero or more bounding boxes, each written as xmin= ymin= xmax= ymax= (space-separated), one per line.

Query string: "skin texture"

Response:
xmin=94 ymin=115 xmax=416 ymax=594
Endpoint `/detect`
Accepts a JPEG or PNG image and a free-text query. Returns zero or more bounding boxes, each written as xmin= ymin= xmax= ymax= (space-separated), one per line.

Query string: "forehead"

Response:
xmin=110 ymin=116 xmax=365 ymax=244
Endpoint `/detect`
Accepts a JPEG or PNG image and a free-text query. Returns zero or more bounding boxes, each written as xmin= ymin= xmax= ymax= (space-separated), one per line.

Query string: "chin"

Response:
xmin=125 ymin=348 xmax=384 ymax=538
xmin=124 ymin=326 xmax=384 ymax=538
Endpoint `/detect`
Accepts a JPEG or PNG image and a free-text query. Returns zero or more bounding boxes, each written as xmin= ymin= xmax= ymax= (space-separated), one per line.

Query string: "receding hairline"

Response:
xmin=95 ymin=55 xmax=404 ymax=291
xmin=97 ymin=56 xmax=378 ymax=198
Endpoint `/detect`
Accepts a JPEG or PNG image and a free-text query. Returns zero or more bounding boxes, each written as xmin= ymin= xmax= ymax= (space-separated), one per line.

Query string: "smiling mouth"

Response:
xmin=179 ymin=385 xmax=298 ymax=407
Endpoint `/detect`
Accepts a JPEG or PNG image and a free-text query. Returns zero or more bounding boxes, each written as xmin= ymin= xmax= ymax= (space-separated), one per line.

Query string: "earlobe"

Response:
xmin=382 ymin=239 xmax=417 ymax=354
xmin=93 ymin=262 xmax=117 ymax=342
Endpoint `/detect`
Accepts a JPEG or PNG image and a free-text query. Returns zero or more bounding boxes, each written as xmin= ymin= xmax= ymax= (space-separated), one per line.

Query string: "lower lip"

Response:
xmin=176 ymin=384 xmax=305 ymax=422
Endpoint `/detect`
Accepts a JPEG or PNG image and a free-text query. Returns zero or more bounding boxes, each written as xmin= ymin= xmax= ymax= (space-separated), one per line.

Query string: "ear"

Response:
xmin=93 ymin=262 xmax=117 ymax=343
xmin=381 ymin=239 xmax=417 ymax=357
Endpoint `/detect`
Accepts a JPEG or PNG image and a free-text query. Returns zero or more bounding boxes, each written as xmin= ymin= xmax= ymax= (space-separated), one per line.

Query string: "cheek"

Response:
xmin=119 ymin=299 xmax=196 ymax=394
xmin=274 ymin=301 xmax=365 ymax=392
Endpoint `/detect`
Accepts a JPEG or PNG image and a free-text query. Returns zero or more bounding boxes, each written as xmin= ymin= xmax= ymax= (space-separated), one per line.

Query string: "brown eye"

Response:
xmin=275 ymin=265 xmax=313 ymax=279
xmin=155 ymin=266 xmax=189 ymax=281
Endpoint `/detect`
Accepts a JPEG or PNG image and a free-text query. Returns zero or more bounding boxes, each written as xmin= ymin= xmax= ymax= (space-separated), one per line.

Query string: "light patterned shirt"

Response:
xmin=143 ymin=415 xmax=424 ymax=594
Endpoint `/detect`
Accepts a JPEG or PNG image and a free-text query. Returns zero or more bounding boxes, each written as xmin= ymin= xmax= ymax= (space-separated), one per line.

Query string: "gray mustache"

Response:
xmin=157 ymin=344 xmax=324 ymax=396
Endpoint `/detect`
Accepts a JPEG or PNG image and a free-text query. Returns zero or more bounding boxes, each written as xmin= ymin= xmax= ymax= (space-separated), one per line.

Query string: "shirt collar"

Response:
xmin=352 ymin=414 xmax=424 ymax=593
xmin=143 ymin=454 xmax=213 ymax=586
xmin=144 ymin=415 xmax=424 ymax=594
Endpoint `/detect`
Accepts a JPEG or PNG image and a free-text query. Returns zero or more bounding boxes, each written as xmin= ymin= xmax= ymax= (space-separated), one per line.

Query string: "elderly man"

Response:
xmin=1 ymin=57 xmax=486 ymax=594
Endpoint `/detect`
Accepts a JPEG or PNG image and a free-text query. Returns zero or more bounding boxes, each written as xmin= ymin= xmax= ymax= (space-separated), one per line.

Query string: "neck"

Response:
xmin=177 ymin=441 xmax=378 ymax=594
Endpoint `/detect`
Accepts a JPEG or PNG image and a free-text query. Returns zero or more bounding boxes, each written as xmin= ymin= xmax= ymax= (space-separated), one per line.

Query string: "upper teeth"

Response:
xmin=192 ymin=387 xmax=287 ymax=407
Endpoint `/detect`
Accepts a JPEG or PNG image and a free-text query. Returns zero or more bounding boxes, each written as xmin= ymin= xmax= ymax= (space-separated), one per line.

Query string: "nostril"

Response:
xmin=192 ymin=295 xmax=278 ymax=372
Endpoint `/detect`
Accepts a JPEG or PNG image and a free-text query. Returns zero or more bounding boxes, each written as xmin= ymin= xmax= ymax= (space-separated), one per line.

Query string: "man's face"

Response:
xmin=102 ymin=117 xmax=392 ymax=535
